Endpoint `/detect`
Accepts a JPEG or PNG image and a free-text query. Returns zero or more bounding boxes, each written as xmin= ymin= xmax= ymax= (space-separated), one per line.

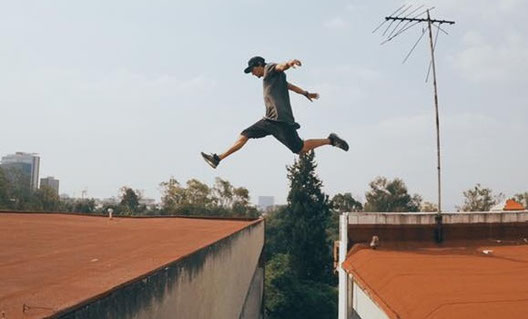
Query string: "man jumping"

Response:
xmin=201 ymin=56 xmax=349 ymax=169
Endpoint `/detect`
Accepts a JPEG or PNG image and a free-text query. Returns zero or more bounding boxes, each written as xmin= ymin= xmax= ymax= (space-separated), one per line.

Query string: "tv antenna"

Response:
xmin=374 ymin=4 xmax=455 ymax=241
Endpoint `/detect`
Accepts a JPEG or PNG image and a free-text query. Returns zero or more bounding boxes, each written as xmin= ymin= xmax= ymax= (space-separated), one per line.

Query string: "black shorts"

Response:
xmin=241 ymin=119 xmax=304 ymax=154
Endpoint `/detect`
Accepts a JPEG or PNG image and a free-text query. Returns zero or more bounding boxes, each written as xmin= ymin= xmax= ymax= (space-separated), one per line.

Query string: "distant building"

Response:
xmin=0 ymin=152 xmax=40 ymax=191
xmin=99 ymin=197 xmax=119 ymax=206
xmin=40 ymin=176 xmax=60 ymax=194
xmin=139 ymin=197 xmax=157 ymax=208
xmin=94 ymin=197 xmax=120 ymax=210
xmin=258 ymin=196 xmax=275 ymax=211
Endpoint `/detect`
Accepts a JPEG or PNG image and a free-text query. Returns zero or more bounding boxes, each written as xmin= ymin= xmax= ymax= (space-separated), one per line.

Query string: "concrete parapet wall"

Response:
xmin=58 ymin=220 xmax=264 ymax=319
xmin=348 ymin=211 xmax=528 ymax=225
xmin=346 ymin=212 xmax=528 ymax=245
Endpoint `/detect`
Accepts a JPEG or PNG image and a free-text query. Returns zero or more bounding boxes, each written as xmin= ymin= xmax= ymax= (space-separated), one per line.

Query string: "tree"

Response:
xmin=364 ymin=177 xmax=422 ymax=212
xmin=284 ymin=151 xmax=333 ymax=284
xmin=264 ymin=206 xmax=289 ymax=260
xmin=72 ymin=198 xmax=96 ymax=213
xmin=326 ymin=193 xmax=363 ymax=241
xmin=331 ymin=193 xmax=362 ymax=213
xmin=34 ymin=186 xmax=61 ymax=211
xmin=211 ymin=177 xmax=252 ymax=212
xmin=0 ymin=167 xmax=12 ymax=209
xmin=264 ymin=153 xmax=337 ymax=318
xmin=212 ymin=177 xmax=234 ymax=207
xmin=232 ymin=186 xmax=250 ymax=207
xmin=229 ymin=185 xmax=257 ymax=217
xmin=185 ymin=179 xmax=213 ymax=207
xmin=421 ymin=201 xmax=438 ymax=212
xmin=265 ymin=253 xmax=337 ymax=319
xmin=160 ymin=178 xmax=211 ymax=215
xmin=458 ymin=184 xmax=503 ymax=212
xmin=160 ymin=178 xmax=186 ymax=213
xmin=118 ymin=187 xmax=142 ymax=215
xmin=514 ymin=192 xmax=528 ymax=209
xmin=265 ymin=253 xmax=299 ymax=318
xmin=1 ymin=167 xmax=32 ymax=210
xmin=159 ymin=177 xmax=258 ymax=217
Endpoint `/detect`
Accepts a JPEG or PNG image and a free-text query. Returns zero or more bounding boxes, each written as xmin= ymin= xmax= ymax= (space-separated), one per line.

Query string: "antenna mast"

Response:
xmin=378 ymin=6 xmax=455 ymax=242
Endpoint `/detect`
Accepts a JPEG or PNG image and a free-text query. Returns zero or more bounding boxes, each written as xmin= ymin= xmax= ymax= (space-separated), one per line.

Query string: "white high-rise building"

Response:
xmin=1 ymin=152 xmax=40 ymax=191
xmin=40 ymin=176 xmax=60 ymax=194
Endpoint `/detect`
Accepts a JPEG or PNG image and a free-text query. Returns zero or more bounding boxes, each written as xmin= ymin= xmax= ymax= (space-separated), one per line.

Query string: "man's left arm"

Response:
xmin=287 ymin=82 xmax=320 ymax=102
xmin=275 ymin=59 xmax=302 ymax=72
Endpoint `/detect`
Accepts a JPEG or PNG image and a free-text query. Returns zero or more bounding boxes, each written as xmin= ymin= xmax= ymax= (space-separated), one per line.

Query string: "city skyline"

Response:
xmin=1 ymin=0 xmax=527 ymax=209
xmin=0 ymin=152 xmax=40 ymax=191
xmin=40 ymin=176 xmax=60 ymax=194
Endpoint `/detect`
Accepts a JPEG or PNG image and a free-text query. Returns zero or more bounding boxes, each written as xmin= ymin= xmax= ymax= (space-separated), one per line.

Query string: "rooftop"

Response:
xmin=343 ymin=212 xmax=528 ymax=319
xmin=0 ymin=212 xmax=260 ymax=318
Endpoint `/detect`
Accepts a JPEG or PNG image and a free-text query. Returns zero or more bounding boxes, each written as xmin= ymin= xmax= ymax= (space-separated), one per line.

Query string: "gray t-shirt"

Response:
xmin=262 ymin=63 xmax=295 ymax=124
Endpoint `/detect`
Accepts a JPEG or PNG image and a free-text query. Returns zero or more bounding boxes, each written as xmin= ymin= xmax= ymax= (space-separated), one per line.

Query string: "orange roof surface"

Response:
xmin=343 ymin=241 xmax=528 ymax=319
xmin=0 ymin=212 xmax=259 ymax=319
xmin=504 ymin=199 xmax=525 ymax=211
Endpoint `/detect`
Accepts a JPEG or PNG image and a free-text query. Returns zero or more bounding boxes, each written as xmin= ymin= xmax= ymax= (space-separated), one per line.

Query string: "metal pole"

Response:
xmin=427 ymin=10 xmax=442 ymax=215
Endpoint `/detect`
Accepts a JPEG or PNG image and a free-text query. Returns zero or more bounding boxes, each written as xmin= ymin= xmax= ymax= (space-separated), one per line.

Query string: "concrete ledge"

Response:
xmin=348 ymin=211 xmax=528 ymax=225
xmin=0 ymin=210 xmax=261 ymax=221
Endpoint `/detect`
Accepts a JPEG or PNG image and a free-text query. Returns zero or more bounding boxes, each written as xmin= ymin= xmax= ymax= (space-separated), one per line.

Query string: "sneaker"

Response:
xmin=328 ymin=133 xmax=349 ymax=151
xmin=201 ymin=152 xmax=221 ymax=168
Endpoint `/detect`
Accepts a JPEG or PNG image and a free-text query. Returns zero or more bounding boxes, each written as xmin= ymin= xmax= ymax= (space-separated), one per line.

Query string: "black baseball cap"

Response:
xmin=244 ymin=56 xmax=265 ymax=73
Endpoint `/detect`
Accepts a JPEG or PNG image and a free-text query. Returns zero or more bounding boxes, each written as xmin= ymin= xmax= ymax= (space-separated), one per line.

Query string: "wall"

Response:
xmin=347 ymin=211 xmax=528 ymax=244
xmin=351 ymin=278 xmax=388 ymax=319
xmin=240 ymin=266 xmax=264 ymax=319
xmin=57 ymin=220 xmax=264 ymax=319
xmin=348 ymin=211 xmax=528 ymax=225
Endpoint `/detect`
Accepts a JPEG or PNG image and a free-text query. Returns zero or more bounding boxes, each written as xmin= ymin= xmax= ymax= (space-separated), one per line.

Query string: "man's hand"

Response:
xmin=287 ymin=82 xmax=320 ymax=102
xmin=288 ymin=59 xmax=302 ymax=69
xmin=276 ymin=59 xmax=302 ymax=72
xmin=304 ymin=92 xmax=320 ymax=102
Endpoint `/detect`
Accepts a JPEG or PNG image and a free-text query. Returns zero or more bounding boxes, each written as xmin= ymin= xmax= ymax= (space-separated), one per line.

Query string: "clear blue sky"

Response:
xmin=1 ymin=0 xmax=526 ymax=210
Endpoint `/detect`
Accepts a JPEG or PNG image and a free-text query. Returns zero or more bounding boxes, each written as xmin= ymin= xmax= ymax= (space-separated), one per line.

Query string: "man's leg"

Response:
xmin=300 ymin=138 xmax=331 ymax=154
xmin=271 ymin=122 xmax=348 ymax=155
xmin=202 ymin=119 xmax=269 ymax=169
xmin=219 ymin=135 xmax=249 ymax=160
xmin=299 ymin=134 xmax=349 ymax=154
xmin=202 ymin=135 xmax=248 ymax=168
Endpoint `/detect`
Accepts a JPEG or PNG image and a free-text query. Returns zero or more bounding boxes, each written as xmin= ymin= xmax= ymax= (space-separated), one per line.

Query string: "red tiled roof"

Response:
xmin=0 ymin=212 xmax=260 ymax=319
xmin=343 ymin=241 xmax=528 ymax=319
xmin=504 ymin=199 xmax=525 ymax=211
